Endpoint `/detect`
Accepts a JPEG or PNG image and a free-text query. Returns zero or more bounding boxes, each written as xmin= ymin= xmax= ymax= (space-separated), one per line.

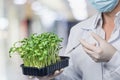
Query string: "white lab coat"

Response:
xmin=55 ymin=12 xmax=120 ymax=80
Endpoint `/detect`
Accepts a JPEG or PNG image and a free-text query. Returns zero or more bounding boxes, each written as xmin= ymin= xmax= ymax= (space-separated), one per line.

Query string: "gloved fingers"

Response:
xmin=50 ymin=69 xmax=63 ymax=77
xmin=37 ymin=70 xmax=63 ymax=80
xmin=83 ymin=47 xmax=99 ymax=58
xmin=83 ymin=47 xmax=102 ymax=62
xmin=90 ymin=32 xmax=105 ymax=43
xmin=47 ymin=69 xmax=64 ymax=79
xmin=36 ymin=69 xmax=63 ymax=80
xmin=80 ymin=39 xmax=96 ymax=51
xmin=83 ymin=47 xmax=95 ymax=56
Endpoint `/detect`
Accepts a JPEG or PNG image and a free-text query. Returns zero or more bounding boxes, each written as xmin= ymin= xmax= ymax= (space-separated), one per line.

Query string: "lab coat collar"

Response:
xmin=93 ymin=12 xmax=102 ymax=29
xmin=81 ymin=12 xmax=102 ymax=30
xmin=114 ymin=11 xmax=120 ymax=30
xmin=81 ymin=11 xmax=120 ymax=30
xmin=115 ymin=11 xmax=120 ymax=17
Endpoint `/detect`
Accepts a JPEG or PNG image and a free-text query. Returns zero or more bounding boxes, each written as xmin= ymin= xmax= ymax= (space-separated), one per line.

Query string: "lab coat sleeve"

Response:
xmin=55 ymin=27 xmax=83 ymax=80
xmin=103 ymin=51 xmax=120 ymax=80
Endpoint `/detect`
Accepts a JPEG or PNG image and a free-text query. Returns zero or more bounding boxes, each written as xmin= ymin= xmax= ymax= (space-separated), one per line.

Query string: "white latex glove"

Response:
xmin=80 ymin=32 xmax=117 ymax=62
xmin=37 ymin=69 xmax=63 ymax=80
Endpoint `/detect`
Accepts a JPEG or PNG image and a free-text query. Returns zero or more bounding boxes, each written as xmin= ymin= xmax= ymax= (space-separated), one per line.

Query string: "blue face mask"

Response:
xmin=88 ymin=0 xmax=119 ymax=12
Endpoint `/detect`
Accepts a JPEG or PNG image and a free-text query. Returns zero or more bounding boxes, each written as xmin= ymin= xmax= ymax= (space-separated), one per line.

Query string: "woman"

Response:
xmin=39 ymin=0 xmax=120 ymax=80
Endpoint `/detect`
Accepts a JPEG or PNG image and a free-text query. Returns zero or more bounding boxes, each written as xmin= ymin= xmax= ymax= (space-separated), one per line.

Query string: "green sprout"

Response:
xmin=9 ymin=32 xmax=63 ymax=68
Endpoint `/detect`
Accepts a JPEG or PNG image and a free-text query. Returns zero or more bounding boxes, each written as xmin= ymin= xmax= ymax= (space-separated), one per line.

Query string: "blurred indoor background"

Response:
xmin=0 ymin=0 xmax=96 ymax=80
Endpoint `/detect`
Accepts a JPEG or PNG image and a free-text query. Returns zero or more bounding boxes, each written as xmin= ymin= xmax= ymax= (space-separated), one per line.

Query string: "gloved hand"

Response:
xmin=37 ymin=69 xmax=63 ymax=80
xmin=80 ymin=32 xmax=117 ymax=62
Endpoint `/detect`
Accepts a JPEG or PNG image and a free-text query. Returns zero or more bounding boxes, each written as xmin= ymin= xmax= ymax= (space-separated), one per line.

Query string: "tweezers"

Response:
xmin=66 ymin=43 xmax=81 ymax=54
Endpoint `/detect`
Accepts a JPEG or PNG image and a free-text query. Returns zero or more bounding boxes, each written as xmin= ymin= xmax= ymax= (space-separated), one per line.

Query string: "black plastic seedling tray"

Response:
xmin=21 ymin=56 xmax=69 ymax=76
